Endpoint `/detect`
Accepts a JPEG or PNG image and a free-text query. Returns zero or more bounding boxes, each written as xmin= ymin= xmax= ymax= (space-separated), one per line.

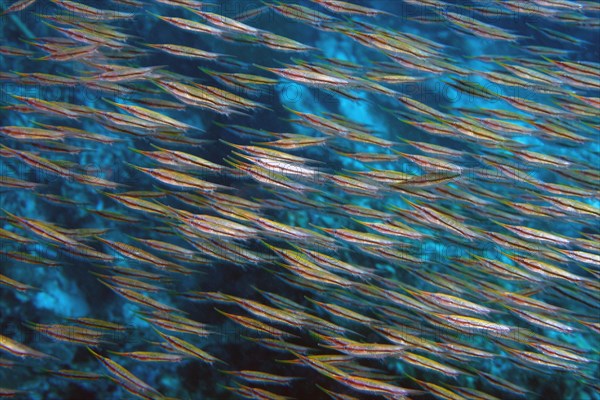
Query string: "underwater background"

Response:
xmin=0 ymin=0 xmax=599 ymax=399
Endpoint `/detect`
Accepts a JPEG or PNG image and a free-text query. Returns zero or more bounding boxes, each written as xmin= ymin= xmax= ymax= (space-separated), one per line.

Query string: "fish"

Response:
xmin=153 ymin=329 xmax=222 ymax=365
xmin=0 ymin=334 xmax=50 ymax=359
xmin=88 ymin=348 xmax=163 ymax=398
xmin=1 ymin=0 xmax=36 ymax=15
xmin=0 ymin=1 xmax=598 ymax=400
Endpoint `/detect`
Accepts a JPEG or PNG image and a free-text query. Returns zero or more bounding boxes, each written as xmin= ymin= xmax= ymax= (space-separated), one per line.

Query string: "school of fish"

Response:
xmin=0 ymin=0 xmax=599 ymax=399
